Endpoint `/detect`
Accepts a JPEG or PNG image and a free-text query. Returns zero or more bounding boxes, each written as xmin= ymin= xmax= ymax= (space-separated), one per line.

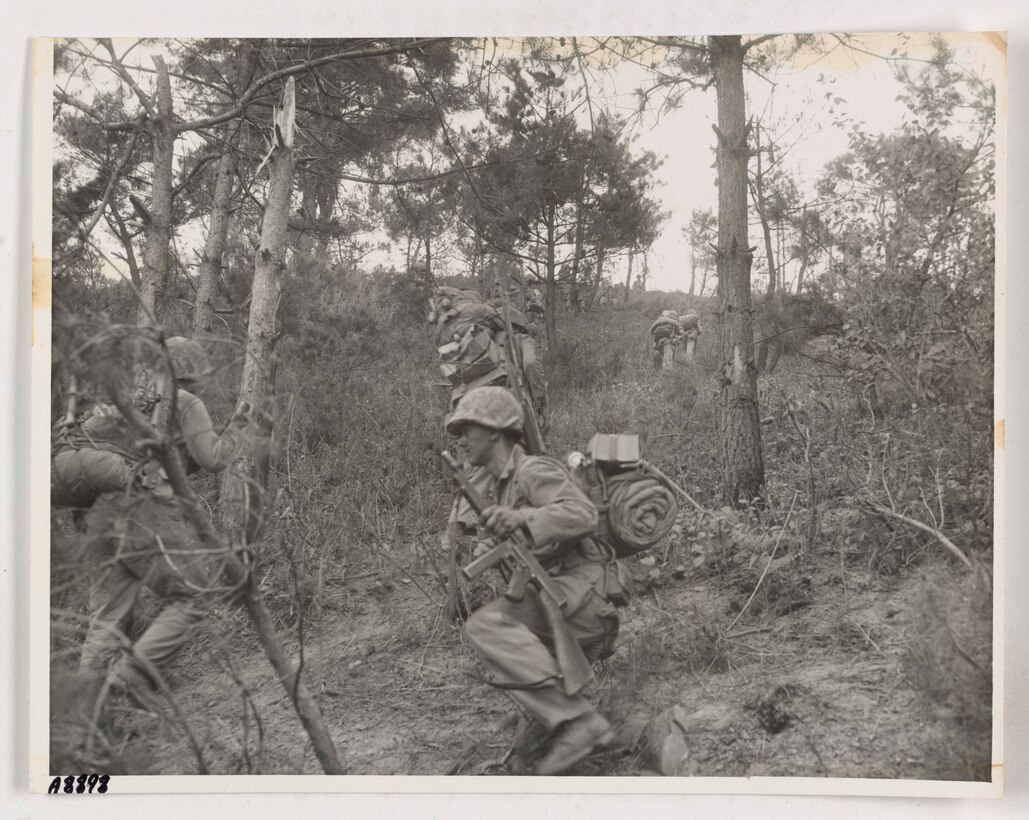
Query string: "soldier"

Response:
xmin=78 ymin=337 xmax=250 ymax=706
xmin=525 ymin=288 xmax=545 ymax=326
xmin=650 ymin=310 xmax=683 ymax=370
xmin=679 ymin=310 xmax=702 ymax=360
xmin=445 ymin=387 xmax=618 ymax=775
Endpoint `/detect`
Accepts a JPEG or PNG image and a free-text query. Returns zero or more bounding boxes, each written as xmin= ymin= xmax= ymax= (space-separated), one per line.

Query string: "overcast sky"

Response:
xmin=595 ymin=32 xmax=1004 ymax=292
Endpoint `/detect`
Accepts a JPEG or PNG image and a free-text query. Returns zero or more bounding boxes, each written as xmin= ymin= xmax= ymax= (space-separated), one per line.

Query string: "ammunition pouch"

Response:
xmin=604 ymin=560 xmax=633 ymax=608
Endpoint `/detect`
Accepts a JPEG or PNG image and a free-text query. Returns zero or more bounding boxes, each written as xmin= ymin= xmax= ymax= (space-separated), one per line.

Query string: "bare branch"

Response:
xmin=743 ymin=34 xmax=781 ymax=53
xmin=98 ymin=38 xmax=156 ymax=115
xmin=864 ymin=500 xmax=974 ymax=569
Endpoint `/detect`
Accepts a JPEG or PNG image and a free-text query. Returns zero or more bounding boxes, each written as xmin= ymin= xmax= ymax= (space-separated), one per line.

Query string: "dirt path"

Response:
xmin=119 ymin=540 xmax=989 ymax=780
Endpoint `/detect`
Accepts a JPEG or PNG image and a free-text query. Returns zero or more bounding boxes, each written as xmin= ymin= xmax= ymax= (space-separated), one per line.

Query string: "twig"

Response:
xmin=863 ymin=501 xmax=973 ymax=569
xmin=726 ymin=492 xmax=799 ymax=632
xmin=783 ymin=395 xmax=817 ymax=551
xmin=848 ymin=618 xmax=884 ymax=654
xmin=95 ymin=342 xmax=345 ymax=774
xmin=367 ymin=542 xmax=440 ymax=609
xmin=131 ymin=651 xmax=210 ymax=774
xmin=726 ymin=626 xmax=774 ymax=639
xmin=219 ymin=650 xmax=265 ymax=774
xmin=638 ymin=459 xmax=707 ymax=515
xmin=446 ymin=741 xmax=480 ymax=775
xmin=880 ymin=434 xmax=894 ymax=509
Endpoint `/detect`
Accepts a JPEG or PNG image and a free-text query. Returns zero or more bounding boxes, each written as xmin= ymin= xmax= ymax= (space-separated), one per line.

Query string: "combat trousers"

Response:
xmin=464 ymin=562 xmax=616 ymax=732
xmin=79 ymin=493 xmax=212 ymax=684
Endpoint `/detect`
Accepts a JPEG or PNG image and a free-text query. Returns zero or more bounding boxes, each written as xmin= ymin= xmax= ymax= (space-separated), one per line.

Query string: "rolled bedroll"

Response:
xmin=605 ymin=472 xmax=679 ymax=557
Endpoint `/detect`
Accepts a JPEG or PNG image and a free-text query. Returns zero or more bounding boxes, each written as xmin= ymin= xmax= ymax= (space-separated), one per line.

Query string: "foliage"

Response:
xmin=815 ymin=39 xmax=995 ymax=417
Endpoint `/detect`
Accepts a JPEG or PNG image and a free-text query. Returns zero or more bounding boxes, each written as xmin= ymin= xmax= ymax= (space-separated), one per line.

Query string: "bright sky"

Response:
xmin=592 ymin=33 xmax=1005 ymax=292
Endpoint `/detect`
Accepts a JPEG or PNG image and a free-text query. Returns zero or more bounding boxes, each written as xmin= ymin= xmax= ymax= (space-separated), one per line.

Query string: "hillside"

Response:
xmin=51 ymin=294 xmax=993 ymax=779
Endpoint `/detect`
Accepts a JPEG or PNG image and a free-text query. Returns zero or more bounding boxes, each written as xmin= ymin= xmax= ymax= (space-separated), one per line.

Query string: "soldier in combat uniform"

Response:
xmin=77 ymin=337 xmax=250 ymax=705
xmin=446 ymin=386 xmax=618 ymax=775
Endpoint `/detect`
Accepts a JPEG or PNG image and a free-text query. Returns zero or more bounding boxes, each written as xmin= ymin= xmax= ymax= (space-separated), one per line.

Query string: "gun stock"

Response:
xmin=442 ymin=451 xmax=593 ymax=694
xmin=539 ymin=584 xmax=595 ymax=695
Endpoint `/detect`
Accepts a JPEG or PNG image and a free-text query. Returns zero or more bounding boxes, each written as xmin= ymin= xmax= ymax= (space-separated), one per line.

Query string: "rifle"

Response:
xmin=442 ymin=451 xmax=594 ymax=696
xmin=499 ymin=292 xmax=546 ymax=456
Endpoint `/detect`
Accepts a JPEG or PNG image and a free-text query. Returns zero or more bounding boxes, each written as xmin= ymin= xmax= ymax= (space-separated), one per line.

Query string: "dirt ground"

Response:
xmin=81 ymin=527 xmax=991 ymax=780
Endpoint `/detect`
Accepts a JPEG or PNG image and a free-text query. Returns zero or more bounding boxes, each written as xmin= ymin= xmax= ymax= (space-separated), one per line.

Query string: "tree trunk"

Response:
xmin=700 ymin=263 xmax=710 ymax=297
xmin=544 ymin=206 xmax=558 ymax=350
xmin=711 ymin=35 xmax=765 ymax=506
xmin=688 ymin=257 xmax=697 ymax=297
xmin=641 ymin=253 xmax=649 ymax=292
xmin=218 ymin=78 xmax=297 ymax=549
xmin=587 ymin=247 xmax=605 ymax=311
xmin=295 ymin=185 xmax=318 ymax=267
xmin=137 ymin=56 xmax=174 ymax=325
xmin=625 ymin=252 xmax=634 ymax=302
xmin=752 ymin=121 xmax=777 ymax=296
xmin=108 ymin=204 xmax=141 ymax=290
xmin=194 ymin=152 xmax=236 ymax=337
xmin=795 ymin=205 xmax=809 ymax=293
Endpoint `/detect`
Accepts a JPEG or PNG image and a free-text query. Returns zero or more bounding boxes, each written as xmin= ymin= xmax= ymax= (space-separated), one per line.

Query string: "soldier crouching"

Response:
xmin=78 ymin=337 xmax=249 ymax=708
xmin=445 ymin=386 xmax=618 ymax=775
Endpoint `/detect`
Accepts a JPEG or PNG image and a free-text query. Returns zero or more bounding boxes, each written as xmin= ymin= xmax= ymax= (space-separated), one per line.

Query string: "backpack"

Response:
xmin=566 ymin=435 xmax=680 ymax=558
xmin=650 ymin=317 xmax=680 ymax=341
xmin=438 ymin=323 xmax=506 ymax=387
xmin=50 ymin=368 xmax=165 ymax=510
xmin=433 ymin=301 xmax=500 ymax=346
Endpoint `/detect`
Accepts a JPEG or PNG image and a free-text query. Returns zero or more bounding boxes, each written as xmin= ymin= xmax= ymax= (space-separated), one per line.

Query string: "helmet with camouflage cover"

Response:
xmin=444 ymin=386 xmax=524 ymax=436
xmin=166 ymin=337 xmax=214 ymax=382
xmin=661 ymin=310 xmax=677 ymax=319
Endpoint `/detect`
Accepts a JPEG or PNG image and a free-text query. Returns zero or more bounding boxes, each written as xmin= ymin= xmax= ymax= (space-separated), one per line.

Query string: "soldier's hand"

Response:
xmin=479 ymin=505 xmax=526 ymax=538
xmin=230 ymin=401 xmax=253 ymax=425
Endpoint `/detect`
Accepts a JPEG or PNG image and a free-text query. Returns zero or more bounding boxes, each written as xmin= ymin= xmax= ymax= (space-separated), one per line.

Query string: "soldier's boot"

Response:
xmin=108 ymin=658 xmax=165 ymax=716
xmin=536 ymin=712 xmax=615 ymax=776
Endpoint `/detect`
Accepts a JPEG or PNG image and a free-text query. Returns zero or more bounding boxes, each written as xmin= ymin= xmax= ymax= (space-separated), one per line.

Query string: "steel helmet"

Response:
xmin=444 ymin=386 xmax=524 ymax=436
xmin=661 ymin=310 xmax=676 ymax=318
xmin=166 ymin=337 xmax=214 ymax=381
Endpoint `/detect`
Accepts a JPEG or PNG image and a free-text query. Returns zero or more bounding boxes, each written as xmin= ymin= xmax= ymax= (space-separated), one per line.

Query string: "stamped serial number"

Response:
xmin=48 ymin=775 xmax=110 ymax=794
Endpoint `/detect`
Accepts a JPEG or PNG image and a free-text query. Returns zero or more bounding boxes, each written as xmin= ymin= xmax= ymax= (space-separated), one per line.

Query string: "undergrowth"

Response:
xmin=50 ymin=270 xmax=995 ymax=778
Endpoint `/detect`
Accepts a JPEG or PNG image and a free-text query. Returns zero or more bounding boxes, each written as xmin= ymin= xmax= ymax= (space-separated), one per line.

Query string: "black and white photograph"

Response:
xmin=34 ymin=31 xmax=1002 ymax=792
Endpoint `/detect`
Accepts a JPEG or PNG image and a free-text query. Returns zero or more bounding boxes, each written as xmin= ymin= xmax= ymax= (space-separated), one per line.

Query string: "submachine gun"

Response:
xmin=442 ymin=451 xmax=595 ymax=696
